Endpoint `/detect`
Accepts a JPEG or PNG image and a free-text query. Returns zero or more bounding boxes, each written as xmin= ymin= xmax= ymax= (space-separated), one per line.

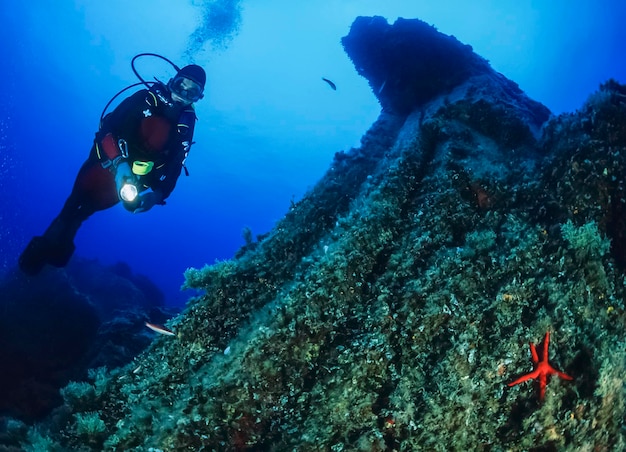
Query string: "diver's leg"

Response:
xmin=19 ymin=155 xmax=118 ymax=274
xmin=37 ymin=195 xmax=89 ymax=268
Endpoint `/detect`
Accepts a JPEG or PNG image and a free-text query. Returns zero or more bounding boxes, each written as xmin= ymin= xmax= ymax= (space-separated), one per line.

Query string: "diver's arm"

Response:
xmin=96 ymin=90 xmax=149 ymax=142
xmin=94 ymin=90 xmax=150 ymax=168
xmin=154 ymin=166 xmax=183 ymax=202
xmin=153 ymin=106 xmax=198 ymax=200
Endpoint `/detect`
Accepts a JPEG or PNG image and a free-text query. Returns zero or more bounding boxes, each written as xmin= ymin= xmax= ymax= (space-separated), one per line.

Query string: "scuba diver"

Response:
xmin=19 ymin=55 xmax=206 ymax=276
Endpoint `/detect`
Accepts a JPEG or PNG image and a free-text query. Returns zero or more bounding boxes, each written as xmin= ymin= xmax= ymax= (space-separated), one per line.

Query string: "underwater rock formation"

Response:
xmin=342 ymin=15 xmax=551 ymax=133
xmin=0 ymin=259 xmax=174 ymax=422
xmin=8 ymin=16 xmax=626 ymax=451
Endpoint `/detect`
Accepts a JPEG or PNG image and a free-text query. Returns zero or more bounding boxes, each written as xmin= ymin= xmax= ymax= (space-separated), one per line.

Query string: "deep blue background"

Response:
xmin=1 ymin=1 xmax=625 ymax=306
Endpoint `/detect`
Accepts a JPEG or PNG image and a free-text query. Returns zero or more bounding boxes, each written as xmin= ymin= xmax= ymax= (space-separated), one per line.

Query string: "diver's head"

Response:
xmin=168 ymin=64 xmax=206 ymax=105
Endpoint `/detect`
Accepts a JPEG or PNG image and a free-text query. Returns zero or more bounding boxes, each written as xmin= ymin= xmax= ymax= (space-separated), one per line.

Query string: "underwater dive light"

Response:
xmin=119 ymin=182 xmax=138 ymax=203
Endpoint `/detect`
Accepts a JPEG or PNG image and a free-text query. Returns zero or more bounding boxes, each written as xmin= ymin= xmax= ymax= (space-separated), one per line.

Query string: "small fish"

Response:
xmin=378 ymin=79 xmax=387 ymax=95
xmin=145 ymin=322 xmax=176 ymax=336
xmin=322 ymin=77 xmax=337 ymax=90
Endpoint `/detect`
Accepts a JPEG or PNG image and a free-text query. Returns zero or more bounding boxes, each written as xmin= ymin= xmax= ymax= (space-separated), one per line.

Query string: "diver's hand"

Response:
xmin=133 ymin=190 xmax=164 ymax=214
xmin=114 ymin=161 xmax=136 ymax=201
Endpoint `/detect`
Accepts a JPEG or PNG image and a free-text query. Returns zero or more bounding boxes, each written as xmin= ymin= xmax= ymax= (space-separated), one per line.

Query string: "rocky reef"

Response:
xmin=0 ymin=259 xmax=175 ymax=424
xmin=5 ymin=16 xmax=626 ymax=451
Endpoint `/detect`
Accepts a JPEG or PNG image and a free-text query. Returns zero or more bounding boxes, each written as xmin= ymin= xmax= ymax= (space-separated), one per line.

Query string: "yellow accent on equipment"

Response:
xmin=132 ymin=161 xmax=154 ymax=175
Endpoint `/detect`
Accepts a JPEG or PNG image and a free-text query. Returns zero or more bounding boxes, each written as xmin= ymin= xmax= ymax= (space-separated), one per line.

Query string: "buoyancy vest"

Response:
xmin=97 ymin=83 xmax=197 ymax=177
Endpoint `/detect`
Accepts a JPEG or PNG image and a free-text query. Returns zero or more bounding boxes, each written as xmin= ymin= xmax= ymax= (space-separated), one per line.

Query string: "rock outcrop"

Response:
xmin=342 ymin=15 xmax=550 ymax=135
xmin=7 ymin=16 xmax=626 ymax=451
xmin=0 ymin=259 xmax=174 ymax=422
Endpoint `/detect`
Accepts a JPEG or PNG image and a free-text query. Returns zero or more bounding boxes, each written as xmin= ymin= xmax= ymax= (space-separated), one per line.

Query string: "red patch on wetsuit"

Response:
xmin=141 ymin=116 xmax=172 ymax=153
xmin=76 ymin=162 xmax=119 ymax=210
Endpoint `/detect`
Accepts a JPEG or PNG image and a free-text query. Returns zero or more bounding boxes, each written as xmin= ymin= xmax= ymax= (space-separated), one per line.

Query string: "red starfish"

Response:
xmin=507 ymin=331 xmax=573 ymax=401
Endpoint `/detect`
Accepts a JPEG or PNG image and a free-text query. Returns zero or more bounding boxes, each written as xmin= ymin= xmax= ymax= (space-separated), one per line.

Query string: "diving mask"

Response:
xmin=169 ymin=76 xmax=203 ymax=104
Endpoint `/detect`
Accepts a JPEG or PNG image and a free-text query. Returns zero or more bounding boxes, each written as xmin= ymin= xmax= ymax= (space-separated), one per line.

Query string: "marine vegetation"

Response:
xmin=4 ymin=16 xmax=626 ymax=451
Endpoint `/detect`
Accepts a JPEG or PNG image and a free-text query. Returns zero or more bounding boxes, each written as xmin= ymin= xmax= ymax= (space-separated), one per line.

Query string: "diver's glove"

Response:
xmin=114 ymin=162 xmax=138 ymax=202
xmin=133 ymin=190 xmax=164 ymax=214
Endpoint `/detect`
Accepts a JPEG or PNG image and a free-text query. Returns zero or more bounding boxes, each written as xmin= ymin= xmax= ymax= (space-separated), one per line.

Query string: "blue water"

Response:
xmin=1 ymin=0 xmax=625 ymax=307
